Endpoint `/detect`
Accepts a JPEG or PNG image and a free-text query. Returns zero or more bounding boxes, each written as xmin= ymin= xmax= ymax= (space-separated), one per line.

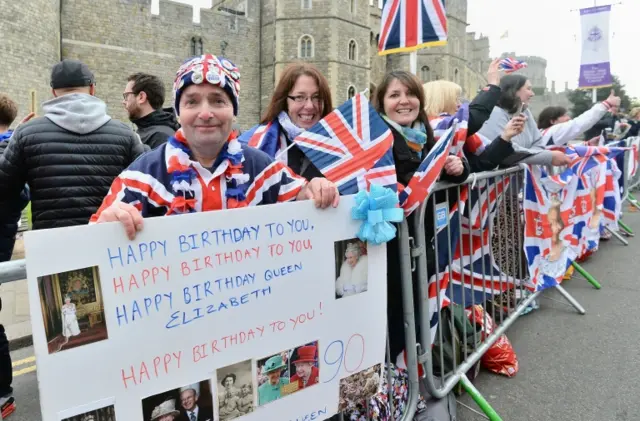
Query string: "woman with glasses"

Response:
xmin=238 ymin=63 xmax=332 ymax=180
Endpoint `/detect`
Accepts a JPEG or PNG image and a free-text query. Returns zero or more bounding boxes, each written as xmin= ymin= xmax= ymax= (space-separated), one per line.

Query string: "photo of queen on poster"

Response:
xmin=523 ymin=166 xmax=578 ymax=291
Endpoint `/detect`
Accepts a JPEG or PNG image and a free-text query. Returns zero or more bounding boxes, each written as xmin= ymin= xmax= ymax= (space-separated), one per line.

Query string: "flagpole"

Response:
xmin=410 ymin=51 xmax=417 ymax=75
xmin=592 ymin=0 xmax=597 ymax=104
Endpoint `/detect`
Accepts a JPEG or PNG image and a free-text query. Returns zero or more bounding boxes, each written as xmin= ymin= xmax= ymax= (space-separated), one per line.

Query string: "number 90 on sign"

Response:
xmin=323 ymin=334 xmax=365 ymax=383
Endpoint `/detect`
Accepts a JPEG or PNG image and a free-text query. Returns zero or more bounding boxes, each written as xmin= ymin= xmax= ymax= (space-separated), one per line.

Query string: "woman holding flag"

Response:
xmin=478 ymin=74 xmax=573 ymax=167
xmin=238 ymin=63 xmax=333 ymax=180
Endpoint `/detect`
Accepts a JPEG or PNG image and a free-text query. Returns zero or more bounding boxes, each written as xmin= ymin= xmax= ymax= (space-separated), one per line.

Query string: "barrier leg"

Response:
xmin=459 ymin=374 xmax=503 ymax=421
xmin=628 ymin=193 xmax=640 ymax=210
xmin=572 ymin=262 xmax=601 ymax=289
xmin=618 ymin=220 xmax=634 ymax=236
xmin=554 ymin=284 xmax=586 ymax=314
xmin=606 ymin=226 xmax=629 ymax=245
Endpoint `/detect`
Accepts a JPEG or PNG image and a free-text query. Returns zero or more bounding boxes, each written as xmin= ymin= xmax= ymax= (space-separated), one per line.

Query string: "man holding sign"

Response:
xmin=91 ymin=54 xmax=339 ymax=236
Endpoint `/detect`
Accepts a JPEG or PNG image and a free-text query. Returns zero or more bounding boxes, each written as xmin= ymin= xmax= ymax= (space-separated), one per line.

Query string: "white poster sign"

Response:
xmin=24 ymin=199 xmax=387 ymax=421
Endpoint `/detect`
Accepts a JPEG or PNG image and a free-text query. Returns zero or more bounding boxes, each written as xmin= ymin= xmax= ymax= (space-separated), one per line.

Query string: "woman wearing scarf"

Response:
xmin=91 ymin=54 xmax=339 ymax=236
xmin=238 ymin=63 xmax=332 ymax=181
xmin=423 ymin=59 xmax=523 ymax=172
xmin=332 ymin=71 xmax=470 ymax=421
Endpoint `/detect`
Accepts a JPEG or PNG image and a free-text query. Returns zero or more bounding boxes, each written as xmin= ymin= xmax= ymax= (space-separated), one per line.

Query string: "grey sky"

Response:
xmin=467 ymin=0 xmax=639 ymax=98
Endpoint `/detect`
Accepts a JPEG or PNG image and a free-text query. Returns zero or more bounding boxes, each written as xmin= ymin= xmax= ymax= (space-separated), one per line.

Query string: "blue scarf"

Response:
xmin=382 ymin=116 xmax=428 ymax=158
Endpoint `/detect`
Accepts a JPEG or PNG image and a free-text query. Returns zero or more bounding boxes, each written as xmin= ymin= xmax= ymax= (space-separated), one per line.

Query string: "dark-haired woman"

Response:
xmin=538 ymin=90 xmax=620 ymax=146
xmin=478 ymin=74 xmax=572 ymax=167
xmin=238 ymin=63 xmax=333 ymax=180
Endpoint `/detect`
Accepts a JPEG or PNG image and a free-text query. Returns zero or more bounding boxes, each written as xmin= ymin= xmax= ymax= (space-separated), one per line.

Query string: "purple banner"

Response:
xmin=579 ymin=62 xmax=612 ymax=88
xmin=580 ymin=5 xmax=612 ymax=15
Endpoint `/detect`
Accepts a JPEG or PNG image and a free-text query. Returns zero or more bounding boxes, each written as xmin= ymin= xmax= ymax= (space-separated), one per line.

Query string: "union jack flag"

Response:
xmin=292 ymin=94 xmax=397 ymax=194
xmin=556 ymin=144 xmax=627 ymax=178
xmin=430 ymin=103 xmax=492 ymax=157
xmin=398 ymin=125 xmax=456 ymax=215
xmin=378 ymin=0 xmax=448 ymax=55
xmin=523 ymin=165 xmax=579 ymax=291
xmin=240 ymin=121 xmax=287 ymax=163
xmin=498 ymin=58 xmax=528 ymax=74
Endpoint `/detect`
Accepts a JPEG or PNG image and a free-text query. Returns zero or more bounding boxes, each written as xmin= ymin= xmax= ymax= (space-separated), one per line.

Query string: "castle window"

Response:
xmin=229 ymin=15 xmax=238 ymax=32
xmin=348 ymin=40 xmax=358 ymax=61
xmin=190 ymin=37 xmax=203 ymax=56
xmin=299 ymin=35 xmax=314 ymax=59
xmin=301 ymin=0 xmax=312 ymax=9
xmin=348 ymin=86 xmax=356 ymax=99
xmin=421 ymin=66 xmax=430 ymax=82
xmin=454 ymin=68 xmax=459 ymax=84
xmin=350 ymin=0 xmax=356 ymax=13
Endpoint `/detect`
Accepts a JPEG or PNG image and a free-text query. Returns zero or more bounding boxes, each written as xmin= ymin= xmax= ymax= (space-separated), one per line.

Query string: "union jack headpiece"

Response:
xmin=173 ymin=54 xmax=241 ymax=115
xmin=498 ymin=58 xmax=528 ymax=74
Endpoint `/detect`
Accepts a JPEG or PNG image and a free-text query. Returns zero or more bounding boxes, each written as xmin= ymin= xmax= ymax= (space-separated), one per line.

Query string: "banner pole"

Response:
xmin=409 ymin=51 xmax=417 ymax=75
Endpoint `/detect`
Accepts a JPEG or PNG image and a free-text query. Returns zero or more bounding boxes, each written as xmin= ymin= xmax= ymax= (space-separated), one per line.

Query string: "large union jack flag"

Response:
xmin=378 ymin=0 xmax=448 ymax=55
xmin=293 ymin=94 xmax=397 ymax=194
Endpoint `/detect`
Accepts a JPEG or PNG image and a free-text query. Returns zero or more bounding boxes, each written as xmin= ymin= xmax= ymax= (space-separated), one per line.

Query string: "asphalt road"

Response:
xmin=459 ymin=212 xmax=640 ymax=420
xmin=7 ymin=345 xmax=40 ymax=421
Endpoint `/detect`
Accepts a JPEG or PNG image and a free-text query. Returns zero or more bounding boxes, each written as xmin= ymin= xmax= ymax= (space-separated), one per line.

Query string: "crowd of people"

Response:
xmin=0 ymin=51 xmax=628 ymax=420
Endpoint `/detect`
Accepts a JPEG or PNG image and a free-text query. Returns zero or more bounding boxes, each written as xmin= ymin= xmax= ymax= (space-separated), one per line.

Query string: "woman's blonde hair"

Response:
xmin=629 ymin=107 xmax=640 ymax=120
xmin=422 ymin=80 xmax=462 ymax=118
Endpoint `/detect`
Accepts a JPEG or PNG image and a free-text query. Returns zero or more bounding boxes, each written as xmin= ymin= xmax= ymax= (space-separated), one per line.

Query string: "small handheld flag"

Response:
xmin=498 ymin=58 xmax=528 ymax=74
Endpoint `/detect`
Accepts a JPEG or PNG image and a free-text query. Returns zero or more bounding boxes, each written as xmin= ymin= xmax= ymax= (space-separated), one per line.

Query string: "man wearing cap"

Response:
xmin=91 ymin=54 xmax=339 ymax=237
xmin=258 ymin=354 xmax=290 ymax=406
xmin=150 ymin=399 xmax=181 ymax=421
xmin=178 ymin=383 xmax=212 ymax=421
xmin=0 ymin=59 xmax=146 ymax=231
xmin=290 ymin=345 xmax=319 ymax=389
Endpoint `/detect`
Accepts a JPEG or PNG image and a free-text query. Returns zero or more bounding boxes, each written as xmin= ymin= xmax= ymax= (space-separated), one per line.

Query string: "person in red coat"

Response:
xmin=290 ymin=345 xmax=319 ymax=389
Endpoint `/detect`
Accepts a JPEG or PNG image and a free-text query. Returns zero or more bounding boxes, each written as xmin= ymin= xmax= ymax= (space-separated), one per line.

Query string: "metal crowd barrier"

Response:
xmin=0 ymin=259 xmax=25 ymax=285
xmin=397 ymin=166 xmax=585 ymax=420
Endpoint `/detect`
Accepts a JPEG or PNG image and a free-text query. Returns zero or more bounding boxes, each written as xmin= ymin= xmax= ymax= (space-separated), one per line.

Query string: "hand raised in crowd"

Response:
xmin=501 ymin=115 xmax=526 ymax=141
xmin=487 ymin=58 xmax=502 ymax=86
xmin=587 ymin=136 xmax=601 ymax=146
xmin=444 ymin=155 xmax=465 ymax=176
xmin=605 ymin=89 xmax=621 ymax=110
xmin=96 ymin=202 xmax=144 ymax=240
xmin=550 ymin=150 xmax=572 ymax=167
xmin=299 ymin=178 xmax=340 ymax=209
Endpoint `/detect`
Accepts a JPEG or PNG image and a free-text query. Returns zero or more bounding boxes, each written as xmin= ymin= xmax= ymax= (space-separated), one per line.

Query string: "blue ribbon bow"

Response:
xmin=351 ymin=185 xmax=404 ymax=245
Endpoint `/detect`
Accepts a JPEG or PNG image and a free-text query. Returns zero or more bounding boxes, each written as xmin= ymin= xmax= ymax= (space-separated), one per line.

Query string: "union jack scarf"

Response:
xmin=167 ymin=129 xmax=250 ymax=213
xmin=238 ymin=112 xmax=304 ymax=165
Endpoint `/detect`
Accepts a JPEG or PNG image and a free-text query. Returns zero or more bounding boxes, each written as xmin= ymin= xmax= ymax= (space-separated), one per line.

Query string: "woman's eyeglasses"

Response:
xmin=287 ymin=95 xmax=321 ymax=104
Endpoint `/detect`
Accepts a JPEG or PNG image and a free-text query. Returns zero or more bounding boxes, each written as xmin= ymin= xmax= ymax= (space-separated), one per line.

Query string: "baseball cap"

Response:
xmin=50 ymin=59 xmax=95 ymax=89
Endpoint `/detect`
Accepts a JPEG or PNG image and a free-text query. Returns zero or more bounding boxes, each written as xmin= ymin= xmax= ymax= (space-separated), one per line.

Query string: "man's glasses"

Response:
xmin=122 ymin=92 xmax=136 ymax=100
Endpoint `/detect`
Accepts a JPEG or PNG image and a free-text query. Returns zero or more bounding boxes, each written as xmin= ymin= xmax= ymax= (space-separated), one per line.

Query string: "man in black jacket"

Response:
xmin=0 ymin=59 xmax=147 ymax=231
xmin=123 ymin=73 xmax=180 ymax=149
